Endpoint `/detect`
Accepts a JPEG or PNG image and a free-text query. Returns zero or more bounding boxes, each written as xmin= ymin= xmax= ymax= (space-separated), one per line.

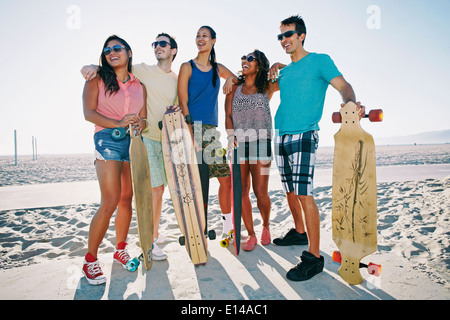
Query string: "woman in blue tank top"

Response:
xmin=178 ymin=25 xmax=237 ymax=237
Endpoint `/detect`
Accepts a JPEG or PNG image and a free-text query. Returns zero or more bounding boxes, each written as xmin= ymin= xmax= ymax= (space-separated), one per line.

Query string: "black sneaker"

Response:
xmin=273 ymin=228 xmax=308 ymax=246
xmin=286 ymin=251 xmax=324 ymax=281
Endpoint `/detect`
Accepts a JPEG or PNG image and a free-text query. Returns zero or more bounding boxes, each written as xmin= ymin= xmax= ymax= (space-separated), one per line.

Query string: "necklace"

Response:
xmin=242 ymin=84 xmax=257 ymax=95
xmin=121 ymin=75 xmax=130 ymax=84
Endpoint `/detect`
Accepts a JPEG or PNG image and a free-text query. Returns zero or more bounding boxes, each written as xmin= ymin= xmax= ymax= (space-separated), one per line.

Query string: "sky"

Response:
xmin=0 ymin=0 xmax=449 ymax=155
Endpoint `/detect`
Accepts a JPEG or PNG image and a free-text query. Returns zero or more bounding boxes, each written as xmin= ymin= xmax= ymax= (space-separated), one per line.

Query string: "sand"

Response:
xmin=0 ymin=145 xmax=449 ymax=301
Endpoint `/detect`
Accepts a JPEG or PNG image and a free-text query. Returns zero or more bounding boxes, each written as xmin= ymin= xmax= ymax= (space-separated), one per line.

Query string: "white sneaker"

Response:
xmin=155 ymin=234 xmax=169 ymax=244
xmin=222 ymin=213 xmax=233 ymax=236
xmin=152 ymin=242 xmax=167 ymax=261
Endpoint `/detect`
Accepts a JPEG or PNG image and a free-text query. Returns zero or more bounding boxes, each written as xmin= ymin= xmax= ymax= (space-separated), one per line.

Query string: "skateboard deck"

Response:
xmin=230 ymin=147 xmax=242 ymax=255
xmin=197 ymin=150 xmax=210 ymax=235
xmin=331 ymin=102 xmax=383 ymax=285
xmin=161 ymin=108 xmax=208 ymax=266
xmin=129 ymin=125 xmax=154 ymax=271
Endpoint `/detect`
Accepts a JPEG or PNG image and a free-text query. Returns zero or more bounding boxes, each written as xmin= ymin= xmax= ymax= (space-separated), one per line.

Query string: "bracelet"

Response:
xmin=142 ymin=118 xmax=149 ymax=132
xmin=185 ymin=114 xmax=193 ymax=125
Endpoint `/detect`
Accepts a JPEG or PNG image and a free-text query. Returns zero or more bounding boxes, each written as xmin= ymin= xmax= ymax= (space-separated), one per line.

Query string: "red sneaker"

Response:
xmin=113 ymin=242 xmax=139 ymax=272
xmin=82 ymin=253 xmax=107 ymax=285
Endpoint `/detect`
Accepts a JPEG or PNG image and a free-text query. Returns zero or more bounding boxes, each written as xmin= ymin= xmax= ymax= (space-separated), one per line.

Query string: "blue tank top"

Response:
xmin=187 ymin=60 xmax=220 ymax=126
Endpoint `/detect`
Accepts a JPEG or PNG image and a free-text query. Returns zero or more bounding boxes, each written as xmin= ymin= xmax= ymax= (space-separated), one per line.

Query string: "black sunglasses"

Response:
xmin=103 ymin=45 xmax=126 ymax=56
xmin=152 ymin=40 xmax=171 ymax=49
xmin=277 ymin=30 xmax=301 ymax=41
xmin=241 ymin=55 xmax=257 ymax=62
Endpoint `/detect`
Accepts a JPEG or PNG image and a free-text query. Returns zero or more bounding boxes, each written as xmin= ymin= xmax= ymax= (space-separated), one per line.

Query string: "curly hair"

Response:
xmin=237 ymin=49 xmax=270 ymax=94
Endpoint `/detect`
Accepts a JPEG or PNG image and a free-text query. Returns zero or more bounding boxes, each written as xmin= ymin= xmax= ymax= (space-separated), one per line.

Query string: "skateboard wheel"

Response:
xmin=125 ymin=257 xmax=140 ymax=272
xmin=220 ymin=239 xmax=229 ymax=248
xmin=208 ymin=230 xmax=216 ymax=240
xmin=179 ymin=236 xmax=185 ymax=246
xmin=158 ymin=121 xmax=163 ymax=130
xmin=111 ymin=127 xmax=127 ymax=141
xmin=368 ymin=109 xmax=383 ymax=122
xmin=216 ymin=147 xmax=227 ymax=158
xmin=332 ymin=250 xmax=342 ymax=263
xmin=367 ymin=262 xmax=382 ymax=276
xmin=332 ymin=112 xmax=342 ymax=123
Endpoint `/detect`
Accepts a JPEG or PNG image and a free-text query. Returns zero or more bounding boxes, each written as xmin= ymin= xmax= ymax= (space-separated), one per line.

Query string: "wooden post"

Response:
xmin=32 ymin=136 xmax=35 ymax=160
xmin=14 ymin=130 xmax=17 ymax=166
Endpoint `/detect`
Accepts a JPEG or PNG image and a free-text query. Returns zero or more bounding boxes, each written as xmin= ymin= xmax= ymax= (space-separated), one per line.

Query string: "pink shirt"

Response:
xmin=95 ymin=73 xmax=144 ymax=133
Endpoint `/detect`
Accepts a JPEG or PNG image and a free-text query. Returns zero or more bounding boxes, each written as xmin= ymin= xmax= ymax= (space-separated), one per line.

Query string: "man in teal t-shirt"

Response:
xmin=269 ymin=15 xmax=365 ymax=282
xmin=276 ymin=53 xmax=342 ymax=134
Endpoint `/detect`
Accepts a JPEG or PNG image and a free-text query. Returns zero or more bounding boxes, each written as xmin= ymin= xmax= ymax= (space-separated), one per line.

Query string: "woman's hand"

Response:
xmin=81 ymin=65 xmax=99 ymax=81
xmin=118 ymin=114 xmax=140 ymax=129
xmin=223 ymin=77 xmax=235 ymax=94
xmin=227 ymin=135 xmax=238 ymax=150
xmin=267 ymin=63 xmax=280 ymax=82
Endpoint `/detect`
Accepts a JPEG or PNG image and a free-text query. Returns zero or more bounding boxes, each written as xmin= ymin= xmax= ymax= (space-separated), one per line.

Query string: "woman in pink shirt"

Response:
xmin=82 ymin=35 xmax=147 ymax=285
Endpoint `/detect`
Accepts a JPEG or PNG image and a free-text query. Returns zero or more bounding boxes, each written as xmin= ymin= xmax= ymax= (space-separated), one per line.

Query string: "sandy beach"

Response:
xmin=0 ymin=144 xmax=449 ymax=302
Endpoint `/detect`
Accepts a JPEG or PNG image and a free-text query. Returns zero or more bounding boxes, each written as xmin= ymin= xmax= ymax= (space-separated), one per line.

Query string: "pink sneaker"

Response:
xmin=261 ymin=227 xmax=271 ymax=245
xmin=82 ymin=253 xmax=107 ymax=285
xmin=243 ymin=236 xmax=257 ymax=251
xmin=113 ymin=242 xmax=139 ymax=272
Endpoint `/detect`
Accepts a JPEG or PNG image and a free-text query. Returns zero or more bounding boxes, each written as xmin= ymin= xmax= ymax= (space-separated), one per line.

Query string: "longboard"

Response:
xmin=160 ymin=107 xmax=209 ymax=266
xmin=220 ymin=147 xmax=242 ymax=255
xmin=331 ymin=102 xmax=383 ymax=285
xmin=129 ymin=125 xmax=154 ymax=271
xmin=197 ymin=150 xmax=210 ymax=236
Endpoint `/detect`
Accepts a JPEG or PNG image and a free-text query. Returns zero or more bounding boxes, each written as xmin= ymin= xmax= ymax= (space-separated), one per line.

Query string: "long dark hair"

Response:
xmin=98 ymin=35 xmax=133 ymax=96
xmin=237 ymin=49 xmax=270 ymax=94
xmin=199 ymin=26 xmax=218 ymax=88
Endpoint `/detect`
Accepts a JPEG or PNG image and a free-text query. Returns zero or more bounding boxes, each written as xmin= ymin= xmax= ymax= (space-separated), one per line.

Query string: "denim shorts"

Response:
xmin=94 ymin=128 xmax=130 ymax=162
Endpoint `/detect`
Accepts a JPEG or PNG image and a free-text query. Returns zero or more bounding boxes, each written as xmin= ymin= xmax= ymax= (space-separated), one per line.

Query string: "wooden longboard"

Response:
xmin=129 ymin=126 xmax=154 ymax=271
xmin=161 ymin=108 xmax=208 ymax=266
xmin=230 ymin=147 xmax=242 ymax=255
xmin=331 ymin=102 xmax=382 ymax=285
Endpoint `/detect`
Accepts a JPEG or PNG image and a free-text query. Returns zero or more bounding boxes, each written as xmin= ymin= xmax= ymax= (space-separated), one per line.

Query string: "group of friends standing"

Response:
xmin=81 ymin=15 xmax=365 ymax=286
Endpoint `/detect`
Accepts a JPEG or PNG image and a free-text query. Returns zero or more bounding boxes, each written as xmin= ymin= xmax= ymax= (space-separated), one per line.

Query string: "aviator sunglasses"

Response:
xmin=241 ymin=55 xmax=257 ymax=62
xmin=277 ymin=30 xmax=301 ymax=41
xmin=103 ymin=45 xmax=127 ymax=56
xmin=152 ymin=40 xmax=171 ymax=49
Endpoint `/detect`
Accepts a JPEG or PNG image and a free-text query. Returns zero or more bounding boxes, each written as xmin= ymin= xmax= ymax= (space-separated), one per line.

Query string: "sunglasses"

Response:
xmin=103 ymin=45 xmax=127 ymax=56
xmin=241 ymin=55 xmax=257 ymax=62
xmin=152 ymin=40 xmax=171 ymax=49
xmin=277 ymin=30 xmax=301 ymax=41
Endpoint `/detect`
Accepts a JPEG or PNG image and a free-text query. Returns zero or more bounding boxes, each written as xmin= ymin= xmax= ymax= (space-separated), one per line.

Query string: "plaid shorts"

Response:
xmin=143 ymin=137 xmax=167 ymax=188
xmin=274 ymin=130 xmax=319 ymax=196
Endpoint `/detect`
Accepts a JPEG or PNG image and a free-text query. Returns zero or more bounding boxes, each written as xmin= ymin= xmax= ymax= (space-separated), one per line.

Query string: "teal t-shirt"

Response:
xmin=275 ymin=53 xmax=342 ymax=135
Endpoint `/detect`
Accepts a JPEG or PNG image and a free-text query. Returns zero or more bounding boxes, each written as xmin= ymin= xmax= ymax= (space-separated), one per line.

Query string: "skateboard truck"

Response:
xmin=332 ymin=250 xmax=382 ymax=277
xmin=332 ymin=109 xmax=383 ymax=124
xmin=179 ymin=230 xmax=216 ymax=246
